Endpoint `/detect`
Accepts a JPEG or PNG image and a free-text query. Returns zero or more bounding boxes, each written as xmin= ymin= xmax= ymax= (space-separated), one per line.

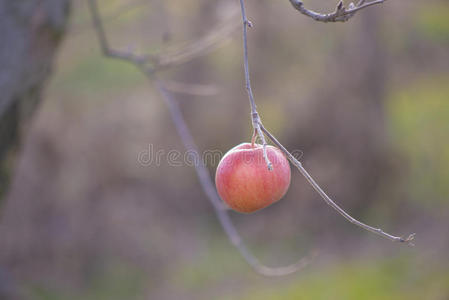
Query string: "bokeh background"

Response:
xmin=1 ymin=0 xmax=449 ymax=299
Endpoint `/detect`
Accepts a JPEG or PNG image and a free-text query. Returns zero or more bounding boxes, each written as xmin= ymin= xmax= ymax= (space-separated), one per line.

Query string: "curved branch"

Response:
xmin=238 ymin=0 xmax=414 ymax=245
xmin=87 ymin=0 xmax=152 ymax=66
xmin=156 ymin=82 xmax=313 ymax=276
xmin=88 ymin=0 xmax=414 ymax=278
xmin=88 ymin=0 xmax=312 ymax=276
xmin=155 ymin=15 xmax=240 ymax=71
xmin=238 ymin=0 xmax=272 ymax=170
xmin=289 ymin=0 xmax=385 ymax=23
xmin=88 ymin=0 xmax=239 ymax=74
xmin=161 ymin=80 xmax=219 ymax=97
xmin=259 ymin=123 xmax=415 ymax=246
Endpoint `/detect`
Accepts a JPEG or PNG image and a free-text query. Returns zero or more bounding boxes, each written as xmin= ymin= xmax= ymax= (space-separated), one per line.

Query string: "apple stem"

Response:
xmin=239 ymin=0 xmax=273 ymax=171
xmin=251 ymin=129 xmax=257 ymax=148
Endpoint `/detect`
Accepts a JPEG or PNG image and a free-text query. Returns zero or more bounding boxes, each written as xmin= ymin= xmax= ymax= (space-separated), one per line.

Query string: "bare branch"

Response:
xmin=89 ymin=0 xmax=414 ymax=278
xmin=161 ymin=80 xmax=219 ymax=97
xmin=87 ymin=0 xmax=239 ymax=74
xmin=156 ymin=82 xmax=313 ymax=276
xmin=289 ymin=0 xmax=385 ymax=23
xmin=238 ymin=0 xmax=414 ymax=246
xmin=72 ymin=0 xmax=149 ymax=36
xmin=154 ymin=13 xmax=240 ymax=70
xmin=239 ymin=0 xmax=272 ymax=170
xmin=88 ymin=0 xmax=312 ymax=276
xmin=259 ymin=123 xmax=416 ymax=246
xmin=87 ymin=0 xmax=153 ymax=67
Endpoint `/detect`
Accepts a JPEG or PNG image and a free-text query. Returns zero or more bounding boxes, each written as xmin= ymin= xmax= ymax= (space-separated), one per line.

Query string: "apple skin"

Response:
xmin=215 ymin=143 xmax=291 ymax=213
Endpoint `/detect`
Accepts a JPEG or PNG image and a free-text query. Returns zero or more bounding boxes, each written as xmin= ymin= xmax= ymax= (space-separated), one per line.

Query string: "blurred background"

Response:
xmin=0 ymin=0 xmax=448 ymax=299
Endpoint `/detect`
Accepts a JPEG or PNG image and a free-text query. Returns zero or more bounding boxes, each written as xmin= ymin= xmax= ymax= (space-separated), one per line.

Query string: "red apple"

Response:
xmin=215 ymin=143 xmax=291 ymax=213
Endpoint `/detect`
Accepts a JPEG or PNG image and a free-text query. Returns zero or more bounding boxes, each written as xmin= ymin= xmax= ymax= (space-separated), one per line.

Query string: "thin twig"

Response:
xmin=238 ymin=0 xmax=414 ymax=245
xmin=161 ymin=80 xmax=219 ymax=97
xmin=87 ymin=0 xmax=239 ymax=74
xmin=89 ymin=0 xmax=414 ymax=278
xmin=88 ymin=0 xmax=312 ymax=276
xmin=155 ymin=13 xmax=240 ymax=71
xmin=238 ymin=0 xmax=272 ymax=170
xmin=157 ymin=82 xmax=313 ymax=276
xmin=289 ymin=0 xmax=385 ymax=23
xmin=259 ymin=123 xmax=416 ymax=246
xmin=87 ymin=0 xmax=153 ymax=66
xmin=72 ymin=0 xmax=149 ymax=36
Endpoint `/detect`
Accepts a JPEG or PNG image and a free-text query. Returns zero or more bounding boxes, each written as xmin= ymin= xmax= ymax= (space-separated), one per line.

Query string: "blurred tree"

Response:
xmin=0 ymin=0 xmax=71 ymax=200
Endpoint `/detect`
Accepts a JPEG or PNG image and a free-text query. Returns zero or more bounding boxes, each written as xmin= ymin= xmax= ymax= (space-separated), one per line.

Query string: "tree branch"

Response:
xmin=289 ymin=0 xmax=385 ymax=23
xmin=238 ymin=0 xmax=272 ymax=170
xmin=88 ymin=0 xmax=312 ymax=276
xmin=259 ymin=123 xmax=415 ymax=245
xmin=157 ymin=82 xmax=313 ymax=276
xmin=239 ymin=0 xmax=414 ymax=245
xmin=87 ymin=0 xmax=152 ymax=67
xmin=88 ymin=0 xmax=414 ymax=278
xmin=155 ymin=17 xmax=240 ymax=71
xmin=87 ymin=0 xmax=239 ymax=74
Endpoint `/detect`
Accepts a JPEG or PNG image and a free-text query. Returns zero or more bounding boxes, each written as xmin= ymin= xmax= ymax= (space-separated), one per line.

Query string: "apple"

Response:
xmin=215 ymin=143 xmax=291 ymax=213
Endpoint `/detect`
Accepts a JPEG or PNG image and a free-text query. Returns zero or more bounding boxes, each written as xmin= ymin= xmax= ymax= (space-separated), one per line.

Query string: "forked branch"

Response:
xmin=88 ymin=0 xmax=312 ymax=276
xmin=87 ymin=0 xmax=152 ymax=67
xmin=239 ymin=0 xmax=272 ymax=170
xmin=88 ymin=0 xmax=240 ymax=74
xmin=259 ymin=123 xmax=415 ymax=245
xmin=289 ymin=0 xmax=385 ymax=22
xmin=157 ymin=82 xmax=313 ymax=276
xmin=238 ymin=0 xmax=414 ymax=245
xmin=89 ymin=0 xmax=414 ymax=278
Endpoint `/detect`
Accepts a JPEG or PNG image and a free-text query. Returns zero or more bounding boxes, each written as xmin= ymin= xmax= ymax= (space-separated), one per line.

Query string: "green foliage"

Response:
xmin=387 ymin=76 xmax=449 ymax=206
xmin=26 ymin=251 xmax=449 ymax=300
xmin=29 ymin=262 xmax=146 ymax=300
xmin=229 ymin=256 xmax=449 ymax=300
xmin=54 ymin=55 xmax=144 ymax=94
xmin=415 ymin=4 xmax=449 ymax=42
xmin=172 ymin=239 xmax=247 ymax=291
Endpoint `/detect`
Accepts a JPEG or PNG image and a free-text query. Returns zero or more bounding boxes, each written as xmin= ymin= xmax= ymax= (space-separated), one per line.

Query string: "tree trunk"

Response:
xmin=0 ymin=0 xmax=71 ymax=200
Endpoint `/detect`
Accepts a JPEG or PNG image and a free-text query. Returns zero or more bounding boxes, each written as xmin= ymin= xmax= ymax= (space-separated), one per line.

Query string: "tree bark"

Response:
xmin=0 ymin=0 xmax=71 ymax=200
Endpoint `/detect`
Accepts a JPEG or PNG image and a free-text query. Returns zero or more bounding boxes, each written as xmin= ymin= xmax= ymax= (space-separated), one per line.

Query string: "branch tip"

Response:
xmin=259 ymin=123 xmax=415 ymax=245
xmin=157 ymin=83 xmax=310 ymax=277
xmin=89 ymin=0 xmax=310 ymax=276
xmin=400 ymin=233 xmax=416 ymax=246
xmin=90 ymin=0 xmax=409 ymax=277
xmin=289 ymin=0 xmax=385 ymax=23
xmin=291 ymin=0 xmax=303 ymax=8
xmin=337 ymin=1 xmax=344 ymax=11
